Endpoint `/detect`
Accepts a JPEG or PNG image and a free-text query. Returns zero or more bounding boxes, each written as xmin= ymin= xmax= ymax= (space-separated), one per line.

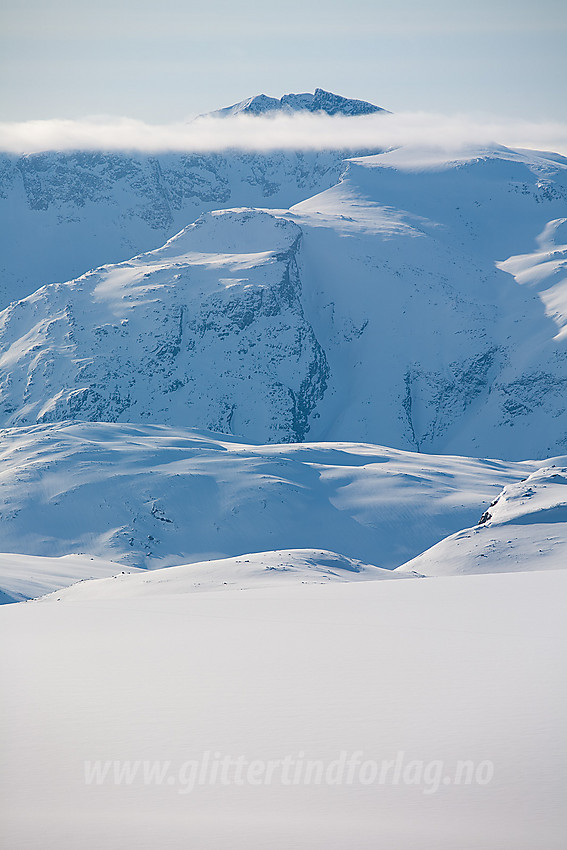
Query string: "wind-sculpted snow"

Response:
xmin=396 ymin=464 xmax=567 ymax=575
xmin=0 ymin=422 xmax=535 ymax=599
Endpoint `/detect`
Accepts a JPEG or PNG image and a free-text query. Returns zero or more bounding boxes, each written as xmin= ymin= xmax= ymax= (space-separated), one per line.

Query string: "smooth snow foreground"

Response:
xmin=1 ymin=569 xmax=565 ymax=849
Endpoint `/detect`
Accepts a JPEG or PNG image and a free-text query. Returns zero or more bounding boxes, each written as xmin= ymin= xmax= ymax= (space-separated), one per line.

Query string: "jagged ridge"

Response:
xmin=208 ymin=88 xmax=388 ymax=117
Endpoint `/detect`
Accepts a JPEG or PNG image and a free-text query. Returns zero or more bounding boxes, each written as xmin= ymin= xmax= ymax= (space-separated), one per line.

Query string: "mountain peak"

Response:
xmin=208 ymin=89 xmax=388 ymax=118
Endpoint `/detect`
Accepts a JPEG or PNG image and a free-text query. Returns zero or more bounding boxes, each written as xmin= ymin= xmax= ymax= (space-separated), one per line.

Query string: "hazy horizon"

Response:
xmin=2 ymin=109 xmax=567 ymax=157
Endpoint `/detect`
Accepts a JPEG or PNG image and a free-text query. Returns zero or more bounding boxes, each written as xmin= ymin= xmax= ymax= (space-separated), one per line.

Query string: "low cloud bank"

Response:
xmin=1 ymin=112 xmax=566 ymax=157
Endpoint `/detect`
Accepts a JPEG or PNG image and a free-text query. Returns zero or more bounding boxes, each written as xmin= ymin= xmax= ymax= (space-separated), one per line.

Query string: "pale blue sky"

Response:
xmin=1 ymin=0 xmax=566 ymax=121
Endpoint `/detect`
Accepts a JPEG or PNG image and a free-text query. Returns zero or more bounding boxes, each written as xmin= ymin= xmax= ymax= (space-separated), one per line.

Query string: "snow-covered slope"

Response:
xmin=34 ymin=549 xmax=405 ymax=602
xmin=397 ymin=464 xmax=567 ymax=575
xmin=497 ymin=216 xmax=567 ymax=343
xmin=7 ymin=452 xmax=562 ymax=603
xmin=0 ymin=552 xmax=141 ymax=604
xmin=2 ymin=569 xmax=565 ymax=849
xmin=1 ymin=145 xmax=566 ymax=458
xmin=208 ymin=88 xmax=387 ymax=117
xmin=0 ymin=422 xmax=534 ymax=583
xmin=4 ymin=442 xmax=561 ymax=602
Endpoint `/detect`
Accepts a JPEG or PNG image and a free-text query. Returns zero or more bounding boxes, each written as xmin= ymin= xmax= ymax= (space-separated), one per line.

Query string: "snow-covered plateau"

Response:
xmin=2 ymin=570 xmax=565 ymax=849
xmin=0 ymin=91 xmax=566 ymax=849
xmin=0 ymin=420 xmax=556 ymax=601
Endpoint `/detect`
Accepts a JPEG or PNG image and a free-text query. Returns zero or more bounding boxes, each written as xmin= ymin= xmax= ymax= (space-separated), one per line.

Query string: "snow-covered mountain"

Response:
xmin=2 ymin=91 xmax=566 ymax=850
xmin=0 ymin=209 xmax=330 ymax=441
xmin=1 ymin=145 xmax=566 ymax=458
xmin=208 ymin=88 xmax=388 ymax=117
xmin=0 ymin=90 xmax=387 ymax=306
xmin=290 ymin=146 xmax=567 ymax=458
xmin=1 ymin=96 xmax=566 ymax=594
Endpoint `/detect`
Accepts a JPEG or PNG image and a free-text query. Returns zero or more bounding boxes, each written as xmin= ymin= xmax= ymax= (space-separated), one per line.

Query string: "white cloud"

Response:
xmin=1 ymin=112 xmax=566 ymax=158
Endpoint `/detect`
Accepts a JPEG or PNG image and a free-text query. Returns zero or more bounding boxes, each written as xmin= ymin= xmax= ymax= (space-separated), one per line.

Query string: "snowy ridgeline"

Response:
xmin=207 ymin=88 xmax=388 ymax=117
xmin=396 ymin=464 xmax=567 ymax=575
xmin=0 ymin=148 xmax=354 ymax=305
xmin=0 ymin=146 xmax=566 ymax=459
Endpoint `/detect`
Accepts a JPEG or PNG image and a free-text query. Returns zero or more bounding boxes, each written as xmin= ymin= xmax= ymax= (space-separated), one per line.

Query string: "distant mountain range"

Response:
xmin=207 ymin=87 xmax=388 ymax=117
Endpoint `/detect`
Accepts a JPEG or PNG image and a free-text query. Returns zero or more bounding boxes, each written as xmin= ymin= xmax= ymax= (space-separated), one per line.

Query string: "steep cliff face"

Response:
xmin=288 ymin=145 xmax=567 ymax=458
xmin=0 ymin=149 xmax=352 ymax=306
xmin=0 ymin=209 xmax=329 ymax=442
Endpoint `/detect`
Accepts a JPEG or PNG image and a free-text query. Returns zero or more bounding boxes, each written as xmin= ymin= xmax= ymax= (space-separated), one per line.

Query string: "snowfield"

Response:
xmin=1 ymin=569 xmax=565 ymax=849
